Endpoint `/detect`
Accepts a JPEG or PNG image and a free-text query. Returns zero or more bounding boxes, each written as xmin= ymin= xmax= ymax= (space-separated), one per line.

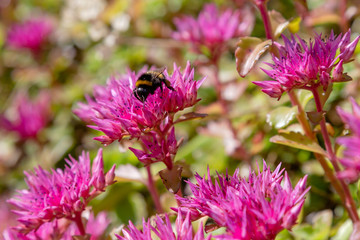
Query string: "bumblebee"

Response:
xmin=133 ymin=70 xmax=175 ymax=102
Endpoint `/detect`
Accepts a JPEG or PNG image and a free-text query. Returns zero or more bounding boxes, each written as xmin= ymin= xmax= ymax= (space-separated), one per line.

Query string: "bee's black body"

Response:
xmin=133 ymin=71 xmax=175 ymax=102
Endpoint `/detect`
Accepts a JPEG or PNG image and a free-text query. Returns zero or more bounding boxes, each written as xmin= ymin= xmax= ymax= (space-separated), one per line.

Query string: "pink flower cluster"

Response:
xmin=254 ymin=30 xmax=360 ymax=99
xmin=337 ymin=98 xmax=360 ymax=182
xmin=172 ymin=4 xmax=254 ymax=61
xmin=0 ymin=91 xmax=51 ymax=140
xmin=75 ymin=62 xmax=203 ymax=145
xmin=117 ymin=211 xmax=210 ymax=240
xmin=6 ymin=17 xmax=53 ymax=53
xmin=176 ymin=162 xmax=309 ymax=239
xmin=8 ymin=149 xmax=115 ymax=234
xmin=75 ymin=62 xmax=204 ymax=168
xmin=3 ymin=212 xmax=109 ymax=240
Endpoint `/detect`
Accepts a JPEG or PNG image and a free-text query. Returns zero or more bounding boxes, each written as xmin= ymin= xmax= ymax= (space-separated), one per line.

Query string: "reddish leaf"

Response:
xmin=159 ymin=164 xmax=183 ymax=193
xmin=306 ymin=111 xmax=325 ymax=125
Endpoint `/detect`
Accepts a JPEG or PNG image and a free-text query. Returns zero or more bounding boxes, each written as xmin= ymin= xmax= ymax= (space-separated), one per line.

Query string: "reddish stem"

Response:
xmin=288 ymin=91 xmax=346 ymax=202
xmin=74 ymin=212 xmax=86 ymax=236
xmin=339 ymin=0 xmax=349 ymax=33
xmin=311 ymin=88 xmax=359 ymax=223
xmin=146 ymin=165 xmax=164 ymax=213
xmin=213 ymin=63 xmax=249 ymax=161
xmin=257 ymin=2 xmax=274 ymax=40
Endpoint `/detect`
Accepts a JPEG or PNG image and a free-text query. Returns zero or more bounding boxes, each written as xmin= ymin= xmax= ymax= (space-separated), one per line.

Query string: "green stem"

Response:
xmin=311 ymin=88 xmax=359 ymax=223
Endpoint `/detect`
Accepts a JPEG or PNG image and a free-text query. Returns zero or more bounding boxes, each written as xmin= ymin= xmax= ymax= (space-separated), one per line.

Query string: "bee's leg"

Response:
xmin=133 ymin=89 xmax=140 ymax=101
xmin=165 ymin=80 xmax=175 ymax=91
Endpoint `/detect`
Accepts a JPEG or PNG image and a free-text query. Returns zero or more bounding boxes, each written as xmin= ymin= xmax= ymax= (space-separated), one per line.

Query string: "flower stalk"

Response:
xmin=256 ymin=2 xmax=274 ymax=40
xmin=311 ymin=88 xmax=359 ymax=223
xmin=73 ymin=212 xmax=86 ymax=236
xmin=146 ymin=165 xmax=164 ymax=213
xmin=288 ymin=91 xmax=348 ymax=208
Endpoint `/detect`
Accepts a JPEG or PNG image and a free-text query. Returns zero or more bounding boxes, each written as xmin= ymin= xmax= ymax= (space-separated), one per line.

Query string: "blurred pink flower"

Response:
xmin=3 ymin=211 xmax=110 ymax=240
xmin=8 ymin=149 xmax=116 ymax=234
xmin=0 ymin=91 xmax=51 ymax=140
xmin=74 ymin=62 xmax=204 ymax=146
xmin=116 ymin=211 xmax=210 ymax=240
xmin=254 ymin=30 xmax=360 ymax=99
xmin=172 ymin=4 xmax=254 ymax=61
xmin=337 ymin=98 xmax=360 ymax=181
xmin=176 ymin=162 xmax=309 ymax=240
xmin=6 ymin=17 xmax=53 ymax=53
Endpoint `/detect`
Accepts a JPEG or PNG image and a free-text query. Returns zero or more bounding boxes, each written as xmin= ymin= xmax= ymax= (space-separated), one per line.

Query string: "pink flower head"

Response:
xmin=3 ymin=211 xmax=110 ymax=240
xmin=254 ymin=30 xmax=360 ymax=99
xmin=336 ymin=98 xmax=360 ymax=181
xmin=0 ymin=91 xmax=51 ymax=140
xmin=8 ymin=149 xmax=116 ymax=234
xmin=176 ymin=162 xmax=310 ymax=239
xmin=6 ymin=17 xmax=53 ymax=53
xmin=116 ymin=211 xmax=211 ymax=240
xmin=172 ymin=4 xmax=254 ymax=60
xmin=74 ymin=61 xmax=204 ymax=146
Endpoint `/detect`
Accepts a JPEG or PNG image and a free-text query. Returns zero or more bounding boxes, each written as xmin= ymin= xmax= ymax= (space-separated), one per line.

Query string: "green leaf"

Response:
xmin=297 ymin=89 xmax=313 ymax=108
xmin=174 ymin=112 xmax=208 ymax=124
xmin=270 ymin=132 xmax=326 ymax=155
xmin=235 ymin=37 xmax=272 ymax=77
xmin=115 ymin=164 xmax=146 ymax=184
xmin=292 ymin=210 xmax=333 ymax=240
xmin=275 ymin=229 xmax=292 ymax=240
xmin=332 ymin=219 xmax=352 ymax=240
xmin=269 ymin=10 xmax=289 ymax=39
xmin=266 ymin=106 xmax=298 ymax=129
xmin=288 ymin=17 xmax=302 ymax=33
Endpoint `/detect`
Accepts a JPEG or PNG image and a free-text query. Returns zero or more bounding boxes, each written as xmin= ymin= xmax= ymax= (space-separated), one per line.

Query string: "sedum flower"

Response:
xmin=336 ymin=98 xmax=360 ymax=181
xmin=0 ymin=91 xmax=51 ymax=140
xmin=8 ymin=149 xmax=116 ymax=234
xmin=6 ymin=17 xmax=53 ymax=53
xmin=254 ymin=30 xmax=360 ymax=99
xmin=3 ymin=211 xmax=110 ymax=240
xmin=176 ymin=162 xmax=309 ymax=240
xmin=74 ymin=61 xmax=204 ymax=146
xmin=116 ymin=211 xmax=211 ymax=240
xmin=172 ymin=4 xmax=254 ymax=61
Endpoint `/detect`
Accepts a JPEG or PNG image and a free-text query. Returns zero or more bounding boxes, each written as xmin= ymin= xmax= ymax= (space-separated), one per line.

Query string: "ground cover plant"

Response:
xmin=1 ymin=0 xmax=360 ymax=239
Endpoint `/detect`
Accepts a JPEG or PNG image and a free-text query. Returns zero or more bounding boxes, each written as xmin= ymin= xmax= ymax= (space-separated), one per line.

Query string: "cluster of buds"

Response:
xmin=254 ymin=30 xmax=360 ymax=99
xmin=175 ymin=162 xmax=309 ymax=239
xmin=117 ymin=211 xmax=210 ymax=240
xmin=7 ymin=149 xmax=115 ymax=235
